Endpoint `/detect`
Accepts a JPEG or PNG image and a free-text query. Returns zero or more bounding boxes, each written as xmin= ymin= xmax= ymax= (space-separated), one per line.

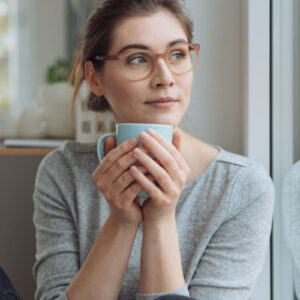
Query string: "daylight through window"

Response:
xmin=0 ymin=0 xmax=12 ymax=109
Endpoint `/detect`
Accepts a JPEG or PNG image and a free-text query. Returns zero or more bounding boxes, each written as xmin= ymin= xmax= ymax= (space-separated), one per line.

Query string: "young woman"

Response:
xmin=33 ymin=1 xmax=274 ymax=299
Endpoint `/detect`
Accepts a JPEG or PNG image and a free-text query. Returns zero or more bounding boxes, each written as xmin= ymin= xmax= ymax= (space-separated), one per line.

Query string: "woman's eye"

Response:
xmin=170 ymin=51 xmax=186 ymax=61
xmin=127 ymin=55 xmax=147 ymax=65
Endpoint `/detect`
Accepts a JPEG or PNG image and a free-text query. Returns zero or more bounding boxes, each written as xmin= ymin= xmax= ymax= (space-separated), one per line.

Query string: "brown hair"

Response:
xmin=69 ymin=0 xmax=194 ymax=113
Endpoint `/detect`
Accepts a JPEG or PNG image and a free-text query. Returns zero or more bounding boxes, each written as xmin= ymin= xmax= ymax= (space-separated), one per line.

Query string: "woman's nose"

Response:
xmin=150 ymin=58 xmax=175 ymax=88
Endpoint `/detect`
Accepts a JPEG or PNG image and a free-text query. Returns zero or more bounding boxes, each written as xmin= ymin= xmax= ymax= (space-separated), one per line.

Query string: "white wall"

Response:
xmin=182 ymin=0 xmax=243 ymax=155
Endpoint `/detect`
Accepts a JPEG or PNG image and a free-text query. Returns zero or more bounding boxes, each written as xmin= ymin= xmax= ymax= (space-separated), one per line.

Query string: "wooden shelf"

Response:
xmin=0 ymin=146 xmax=56 ymax=156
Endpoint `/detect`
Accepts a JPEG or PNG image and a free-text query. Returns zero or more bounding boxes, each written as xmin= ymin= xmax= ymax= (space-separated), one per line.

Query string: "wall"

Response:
xmin=0 ymin=156 xmax=43 ymax=299
xmin=182 ymin=0 xmax=243 ymax=155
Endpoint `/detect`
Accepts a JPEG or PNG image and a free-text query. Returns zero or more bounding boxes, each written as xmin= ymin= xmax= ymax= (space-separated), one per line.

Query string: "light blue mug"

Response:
xmin=97 ymin=123 xmax=173 ymax=203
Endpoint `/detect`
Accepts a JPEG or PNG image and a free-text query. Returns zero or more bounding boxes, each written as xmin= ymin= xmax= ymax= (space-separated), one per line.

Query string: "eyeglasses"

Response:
xmin=94 ymin=42 xmax=200 ymax=81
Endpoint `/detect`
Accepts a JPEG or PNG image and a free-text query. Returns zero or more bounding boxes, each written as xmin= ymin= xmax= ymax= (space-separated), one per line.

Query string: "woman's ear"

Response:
xmin=84 ymin=61 xmax=104 ymax=96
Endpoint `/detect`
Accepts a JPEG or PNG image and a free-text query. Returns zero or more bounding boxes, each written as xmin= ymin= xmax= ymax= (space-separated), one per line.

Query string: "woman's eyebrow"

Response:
xmin=168 ymin=38 xmax=188 ymax=47
xmin=117 ymin=44 xmax=149 ymax=54
xmin=116 ymin=38 xmax=188 ymax=54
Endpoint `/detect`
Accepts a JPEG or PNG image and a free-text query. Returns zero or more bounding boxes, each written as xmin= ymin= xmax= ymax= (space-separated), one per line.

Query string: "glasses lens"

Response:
xmin=167 ymin=44 xmax=197 ymax=74
xmin=122 ymin=51 xmax=153 ymax=80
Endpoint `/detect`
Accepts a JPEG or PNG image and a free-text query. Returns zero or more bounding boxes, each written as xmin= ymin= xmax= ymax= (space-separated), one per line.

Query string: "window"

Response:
xmin=0 ymin=0 xmax=12 ymax=109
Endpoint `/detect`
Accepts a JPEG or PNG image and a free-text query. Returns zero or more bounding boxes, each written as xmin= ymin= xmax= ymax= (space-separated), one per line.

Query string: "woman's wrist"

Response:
xmin=67 ymin=212 xmax=140 ymax=300
xmin=108 ymin=213 xmax=141 ymax=231
xmin=140 ymin=217 xmax=185 ymax=294
xmin=143 ymin=214 xmax=176 ymax=228
xmin=142 ymin=217 xmax=178 ymax=247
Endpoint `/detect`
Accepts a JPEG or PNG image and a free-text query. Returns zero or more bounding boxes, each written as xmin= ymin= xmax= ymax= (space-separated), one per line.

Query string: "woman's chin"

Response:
xmin=138 ymin=115 xmax=182 ymax=126
xmin=115 ymin=113 xmax=182 ymax=126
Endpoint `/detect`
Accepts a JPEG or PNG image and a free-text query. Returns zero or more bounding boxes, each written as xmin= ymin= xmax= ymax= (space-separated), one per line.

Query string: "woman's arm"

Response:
xmin=34 ymin=137 xmax=152 ymax=300
xmin=67 ymin=137 xmax=152 ymax=300
xmin=129 ymin=129 xmax=190 ymax=296
xmin=187 ymin=165 xmax=275 ymax=300
xmin=188 ymin=190 xmax=274 ymax=299
xmin=139 ymin=220 xmax=185 ymax=294
xmin=67 ymin=215 xmax=139 ymax=300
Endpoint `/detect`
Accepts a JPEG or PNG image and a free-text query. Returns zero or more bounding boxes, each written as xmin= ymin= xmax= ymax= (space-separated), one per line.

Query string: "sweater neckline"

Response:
xmin=183 ymin=145 xmax=224 ymax=190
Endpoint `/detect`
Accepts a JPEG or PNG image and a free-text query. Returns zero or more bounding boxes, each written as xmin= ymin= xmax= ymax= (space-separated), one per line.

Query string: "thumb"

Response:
xmin=172 ymin=129 xmax=181 ymax=151
xmin=104 ymin=136 xmax=116 ymax=156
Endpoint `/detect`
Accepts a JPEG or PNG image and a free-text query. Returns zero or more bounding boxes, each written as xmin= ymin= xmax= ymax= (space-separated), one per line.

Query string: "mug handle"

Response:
xmin=97 ymin=132 xmax=116 ymax=161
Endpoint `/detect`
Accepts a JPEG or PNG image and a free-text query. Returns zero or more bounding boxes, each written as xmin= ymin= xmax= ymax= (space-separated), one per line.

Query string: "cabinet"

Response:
xmin=0 ymin=149 xmax=53 ymax=299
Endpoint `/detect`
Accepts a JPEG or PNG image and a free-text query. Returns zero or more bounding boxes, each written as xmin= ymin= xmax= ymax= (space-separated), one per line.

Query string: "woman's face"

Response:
xmin=99 ymin=10 xmax=194 ymax=126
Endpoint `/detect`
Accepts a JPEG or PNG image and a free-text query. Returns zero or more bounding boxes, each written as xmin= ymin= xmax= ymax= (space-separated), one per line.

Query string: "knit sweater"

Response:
xmin=33 ymin=141 xmax=274 ymax=300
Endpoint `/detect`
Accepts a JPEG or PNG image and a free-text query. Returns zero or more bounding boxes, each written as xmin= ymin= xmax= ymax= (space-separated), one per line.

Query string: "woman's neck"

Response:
xmin=174 ymin=126 xmax=219 ymax=184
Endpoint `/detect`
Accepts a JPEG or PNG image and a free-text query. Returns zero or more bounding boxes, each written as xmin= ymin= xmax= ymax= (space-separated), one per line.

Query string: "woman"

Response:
xmin=33 ymin=1 xmax=274 ymax=299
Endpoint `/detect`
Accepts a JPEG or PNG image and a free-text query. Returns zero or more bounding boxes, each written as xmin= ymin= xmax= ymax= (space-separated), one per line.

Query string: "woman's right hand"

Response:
xmin=92 ymin=137 xmax=151 ymax=228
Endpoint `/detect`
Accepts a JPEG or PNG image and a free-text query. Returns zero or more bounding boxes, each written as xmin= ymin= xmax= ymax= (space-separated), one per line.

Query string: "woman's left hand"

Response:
xmin=129 ymin=128 xmax=190 ymax=224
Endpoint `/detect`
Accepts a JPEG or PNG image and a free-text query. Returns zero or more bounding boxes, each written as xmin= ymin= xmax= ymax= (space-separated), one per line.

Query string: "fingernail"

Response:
xmin=129 ymin=138 xmax=137 ymax=145
xmin=140 ymin=131 xmax=148 ymax=139
xmin=148 ymin=129 xmax=155 ymax=135
xmin=133 ymin=148 xmax=142 ymax=156
xmin=130 ymin=165 xmax=138 ymax=172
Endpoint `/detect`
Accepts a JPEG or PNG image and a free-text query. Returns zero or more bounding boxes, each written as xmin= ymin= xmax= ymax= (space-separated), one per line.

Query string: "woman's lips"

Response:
xmin=145 ymin=98 xmax=179 ymax=108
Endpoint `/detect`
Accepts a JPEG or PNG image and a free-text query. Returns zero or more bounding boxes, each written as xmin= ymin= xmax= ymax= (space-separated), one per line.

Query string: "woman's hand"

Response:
xmin=129 ymin=129 xmax=190 ymax=224
xmin=92 ymin=137 xmax=154 ymax=228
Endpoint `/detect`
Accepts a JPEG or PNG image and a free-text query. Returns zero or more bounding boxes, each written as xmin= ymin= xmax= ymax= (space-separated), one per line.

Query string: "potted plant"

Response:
xmin=46 ymin=58 xmax=73 ymax=84
xmin=37 ymin=58 xmax=75 ymax=138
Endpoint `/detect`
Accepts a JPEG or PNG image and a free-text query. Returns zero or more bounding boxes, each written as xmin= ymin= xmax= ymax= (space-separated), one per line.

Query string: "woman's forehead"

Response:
xmin=109 ymin=10 xmax=188 ymax=53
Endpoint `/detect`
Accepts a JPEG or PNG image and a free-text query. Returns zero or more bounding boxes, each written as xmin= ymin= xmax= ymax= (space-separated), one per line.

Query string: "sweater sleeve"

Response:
xmin=33 ymin=150 xmax=78 ymax=300
xmin=136 ymin=284 xmax=190 ymax=300
xmin=189 ymin=164 xmax=275 ymax=300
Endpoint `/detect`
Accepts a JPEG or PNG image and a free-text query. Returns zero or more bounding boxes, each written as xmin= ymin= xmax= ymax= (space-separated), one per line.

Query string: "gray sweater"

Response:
xmin=33 ymin=141 xmax=274 ymax=300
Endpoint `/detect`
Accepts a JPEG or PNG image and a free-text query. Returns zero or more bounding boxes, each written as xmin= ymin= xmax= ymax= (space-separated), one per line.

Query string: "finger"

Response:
xmin=129 ymin=164 xmax=165 ymax=201
xmin=104 ymin=136 xmax=116 ymax=156
xmin=136 ymin=164 xmax=149 ymax=174
xmin=123 ymin=172 xmax=155 ymax=196
xmin=106 ymin=146 xmax=150 ymax=182
xmin=131 ymin=148 xmax=173 ymax=194
xmin=146 ymin=129 xmax=189 ymax=173
xmin=172 ymin=129 xmax=181 ymax=152
xmin=137 ymin=144 xmax=150 ymax=155
xmin=112 ymin=169 xmax=138 ymax=196
xmin=138 ymin=131 xmax=183 ymax=182
xmin=112 ymin=164 xmax=150 ymax=195
xmin=94 ymin=138 xmax=138 ymax=174
xmin=119 ymin=181 xmax=144 ymax=204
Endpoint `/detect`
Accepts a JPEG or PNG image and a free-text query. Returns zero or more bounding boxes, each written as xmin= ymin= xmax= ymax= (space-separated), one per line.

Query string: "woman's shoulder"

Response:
xmin=44 ymin=139 xmax=96 ymax=161
xmin=37 ymin=140 xmax=98 ymax=176
xmin=214 ymin=146 xmax=274 ymax=216
xmin=215 ymin=146 xmax=260 ymax=169
xmin=216 ymin=146 xmax=274 ymax=193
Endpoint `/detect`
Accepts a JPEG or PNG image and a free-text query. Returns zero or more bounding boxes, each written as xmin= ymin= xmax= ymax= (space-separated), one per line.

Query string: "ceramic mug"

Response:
xmin=97 ymin=123 xmax=173 ymax=203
